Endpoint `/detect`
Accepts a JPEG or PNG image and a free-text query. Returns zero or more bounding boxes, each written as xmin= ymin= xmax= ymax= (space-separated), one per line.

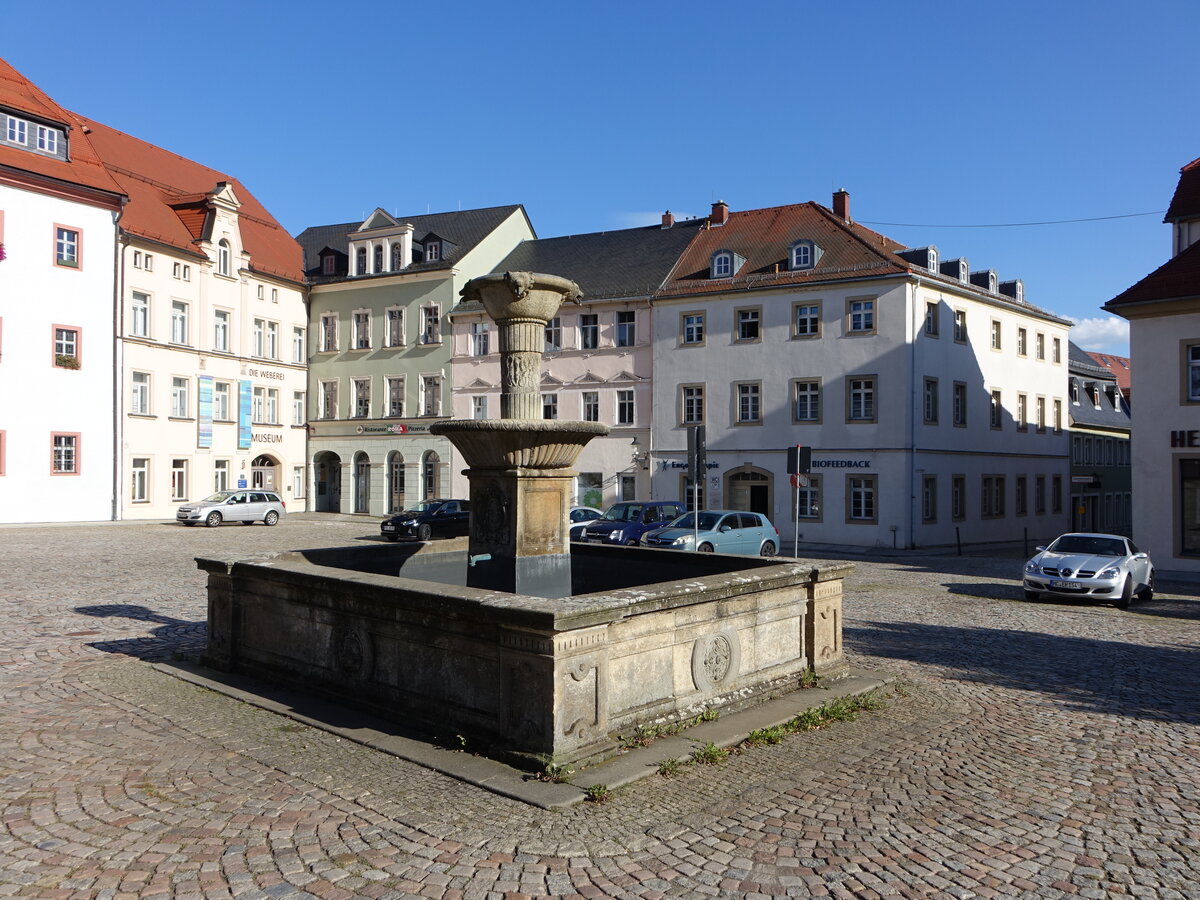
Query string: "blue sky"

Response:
xmin=10 ymin=0 xmax=1200 ymax=354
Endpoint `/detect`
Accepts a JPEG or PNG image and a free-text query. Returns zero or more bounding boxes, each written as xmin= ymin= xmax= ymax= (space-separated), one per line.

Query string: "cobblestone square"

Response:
xmin=1 ymin=518 xmax=1197 ymax=899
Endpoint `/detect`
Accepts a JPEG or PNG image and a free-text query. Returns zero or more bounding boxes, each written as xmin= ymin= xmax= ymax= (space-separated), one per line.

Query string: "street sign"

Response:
xmin=687 ymin=425 xmax=707 ymax=483
xmin=786 ymin=445 xmax=811 ymax=475
xmin=790 ymin=473 xmax=809 ymax=488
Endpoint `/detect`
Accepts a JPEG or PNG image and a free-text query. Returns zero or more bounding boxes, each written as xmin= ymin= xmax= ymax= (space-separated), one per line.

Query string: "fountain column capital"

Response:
xmin=461 ymin=271 xmax=583 ymax=326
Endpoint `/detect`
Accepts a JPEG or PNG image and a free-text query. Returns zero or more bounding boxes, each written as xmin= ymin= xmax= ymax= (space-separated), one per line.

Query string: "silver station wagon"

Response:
xmin=177 ymin=490 xmax=286 ymax=527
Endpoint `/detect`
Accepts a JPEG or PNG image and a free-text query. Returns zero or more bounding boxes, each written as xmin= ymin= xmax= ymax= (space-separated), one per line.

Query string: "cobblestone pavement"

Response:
xmin=1 ymin=518 xmax=1197 ymax=900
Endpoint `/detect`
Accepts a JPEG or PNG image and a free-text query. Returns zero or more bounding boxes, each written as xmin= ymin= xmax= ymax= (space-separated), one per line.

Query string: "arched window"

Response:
xmin=387 ymin=450 xmax=405 ymax=514
xmin=391 ymin=242 xmax=404 ymax=271
xmin=373 ymin=244 xmax=383 ymax=272
xmin=355 ymin=247 xmax=367 ymax=276
xmin=218 ymin=239 xmax=231 ymax=276
xmin=711 ymin=251 xmax=733 ymax=278
xmin=354 ymin=451 xmax=371 ymax=514
xmin=422 ymin=451 xmax=440 ymax=500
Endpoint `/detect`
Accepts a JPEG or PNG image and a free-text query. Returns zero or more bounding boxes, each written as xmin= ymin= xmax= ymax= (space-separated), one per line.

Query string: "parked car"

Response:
xmin=380 ymin=499 xmax=471 ymax=542
xmin=1022 ymin=532 xmax=1154 ymax=608
xmin=568 ymin=506 xmax=605 ymax=542
xmin=177 ymin=490 xmax=286 ymax=527
xmin=641 ymin=510 xmax=780 ymax=556
xmin=579 ymin=500 xmax=687 ymax=546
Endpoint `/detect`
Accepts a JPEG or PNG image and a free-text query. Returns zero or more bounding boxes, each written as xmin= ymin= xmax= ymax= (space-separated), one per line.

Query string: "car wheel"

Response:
xmin=1024 ymin=589 xmax=1040 ymax=602
xmin=205 ymin=511 xmax=222 ymax=528
xmin=1115 ymin=576 xmax=1133 ymax=609
xmin=384 ymin=534 xmax=399 ymax=542
xmin=417 ymin=523 xmax=432 ymax=542
xmin=264 ymin=510 xmax=279 ymax=526
xmin=698 ymin=543 xmax=714 ymax=553
xmin=760 ymin=541 xmax=777 ymax=557
xmin=1138 ymin=571 xmax=1154 ymax=603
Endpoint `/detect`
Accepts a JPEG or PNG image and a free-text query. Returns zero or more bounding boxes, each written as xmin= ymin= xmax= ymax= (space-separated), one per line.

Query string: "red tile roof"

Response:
xmin=77 ymin=116 xmax=304 ymax=283
xmin=0 ymin=58 xmax=124 ymax=201
xmin=1165 ymin=156 xmax=1200 ymax=223
xmin=1106 ymin=238 xmax=1200 ymax=310
xmin=1085 ymin=351 xmax=1131 ymax=395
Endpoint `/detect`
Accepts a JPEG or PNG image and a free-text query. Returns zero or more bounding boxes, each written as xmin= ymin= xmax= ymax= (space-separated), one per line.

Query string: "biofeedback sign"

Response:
xmin=811 ymin=459 xmax=871 ymax=469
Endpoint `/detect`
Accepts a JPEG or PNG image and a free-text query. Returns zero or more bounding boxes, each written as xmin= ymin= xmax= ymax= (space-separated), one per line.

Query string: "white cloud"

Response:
xmin=1067 ymin=316 xmax=1129 ymax=354
xmin=611 ymin=211 xmax=697 ymax=229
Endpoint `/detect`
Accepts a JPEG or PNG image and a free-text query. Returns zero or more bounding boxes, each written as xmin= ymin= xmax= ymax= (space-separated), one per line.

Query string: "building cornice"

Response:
xmin=0 ymin=163 xmax=124 ymax=212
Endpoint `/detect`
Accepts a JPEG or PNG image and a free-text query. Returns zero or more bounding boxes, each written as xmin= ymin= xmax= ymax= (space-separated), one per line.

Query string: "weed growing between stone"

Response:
xmin=584 ymin=784 xmax=611 ymax=803
xmin=690 ymin=741 xmax=730 ymax=766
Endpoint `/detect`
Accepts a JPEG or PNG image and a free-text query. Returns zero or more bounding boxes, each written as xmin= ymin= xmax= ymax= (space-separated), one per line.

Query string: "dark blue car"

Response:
xmin=579 ymin=501 xmax=686 ymax=546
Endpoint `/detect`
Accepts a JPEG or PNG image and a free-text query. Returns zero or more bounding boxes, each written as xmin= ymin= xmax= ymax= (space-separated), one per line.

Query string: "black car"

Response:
xmin=380 ymin=499 xmax=471 ymax=542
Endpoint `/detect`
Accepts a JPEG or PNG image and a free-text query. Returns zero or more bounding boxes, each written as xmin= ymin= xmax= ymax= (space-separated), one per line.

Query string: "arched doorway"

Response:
xmin=251 ymin=454 xmax=279 ymax=491
xmin=353 ymin=451 xmax=371 ymax=514
xmin=387 ymin=450 xmax=405 ymax=513
xmin=422 ymin=450 xmax=440 ymax=500
xmin=313 ymin=451 xmax=342 ymax=512
xmin=726 ymin=466 xmax=772 ymax=516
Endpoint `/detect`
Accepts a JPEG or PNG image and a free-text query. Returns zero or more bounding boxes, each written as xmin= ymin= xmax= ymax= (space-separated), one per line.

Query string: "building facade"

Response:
xmin=651 ymin=196 xmax=1071 ymax=550
xmin=297 ymin=206 xmax=534 ymax=515
xmin=1067 ymin=342 xmax=1132 ymax=534
xmin=0 ymin=59 xmax=125 ymax=523
xmin=446 ymin=215 xmax=705 ymax=507
xmin=1106 ymin=156 xmax=1200 ymax=570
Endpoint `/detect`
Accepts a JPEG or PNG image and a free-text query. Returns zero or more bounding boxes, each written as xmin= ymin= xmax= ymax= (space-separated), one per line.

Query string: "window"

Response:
xmin=321 ymin=254 xmax=336 ymax=276
xmin=267 ymin=321 xmax=280 ymax=358
xmin=542 ymin=393 xmax=558 ymax=420
xmin=1017 ymin=327 xmax=1028 ymax=357
xmin=683 ymin=475 xmax=705 ymax=513
xmin=421 ymin=375 xmax=441 ymax=416
xmin=218 ymin=239 xmax=231 ymax=276
xmin=1071 ymin=381 xmax=1081 ymax=404
xmin=981 ymin=475 xmax=1005 ymax=518
xmin=373 ymin=245 xmax=383 ymax=272
xmin=171 ymin=459 xmax=188 ymax=501
xmin=171 ymin=377 xmax=190 ymax=418
xmin=793 ymin=379 xmax=820 ymax=422
xmin=1017 ymin=393 xmax=1028 ymax=431
xmin=213 ymin=382 xmax=231 ymax=420
xmin=320 ymin=313 xmax=337 ymax=352
xmin=848 ymin=476 xmax=876 ymax=522
xmin=257 ymin=285 xmax=264 ymax=302
xmin=617 ymin=389 xmax=635 ymax=425
xmin=293 ymin=391 xmax=305 ymax=426
xmin=1053 ymin=399 xmax=1062 ymax=432
xmin=953 ymin=381 xmax=967 ymax=426
xmin=848 ymin=299 xmax=875 ymax=333
xmin=990 ymin=320 xmax=1002 ymax=350
xmin=545 ymin=317 xmax=562 ymax=352
xmin=352 ymin=378 xmax=371 ymax=418
xmin=386 ymin=308 xmax=404 ymax=347
xmin=386 ymin=377 xmax=404 ymax=417
xmin=7 ymin=117 xmax=27 ymax=144
xmin=131 ymin=458 xmax=149 ymax=502
xmin=214 ymin=310 xmax=230 ymax=352
xmin=293 ymin=466 xmax=305 ymax=499
xmin=1035 ymin=475 xmax=1046 ymax=515
xmin=1015 ymin=476 xmax=1028 ymax=516
xmin=422 ymin=306 xmax=440 ymax=344
xmin=55 ymin=227 xmax=79 ymax=267
xmin=472 ymin=396 xmax=489 ymax=420
xmin=1036 ymin=333 xmax=1045 ymax=360
xmin=171 ymin=302 xmax=189 ymax=345
xmin=794 ymin=474 xmax=821 ymax=521
xmin=793 ymin=303 xmax=820 ymax=338
xmin=616 ymin=310 xmax=636 ymax=347
xmin=353 ymin=311 xmax=371 ymax=349
xmin=579 ymin=314 xmax=599 ymax=350
xmin=51 ymin=433 xmax=78 ymax=474
xmin=848 ymin=377 xmax=875 ymax=422
xmin=1053 ymin=337 xmax=1062 ymax=363
xmin=1052 ymin=475 xmax=1063 ymax=514
xmin=923 ymin=378 xmax=939 ymax=424
xmin=182 ymin=265 xmax=191 ymax=281
xmin=173 ymin=262 xmax=181 ymax=279
xmin=470 ymin=322 xmax=490 ymax=356
xmin=131 ymin=372 xmax=151 ymax=415
xmin=131 ymin=292 xmax=149 ymax=337
xmin=952 ymin=475 xmax=966 ymax=520
xmin=924 ymin=302 xmax=939 ymax=337
xmin=990 ymin=389 xmax=1003 ymax=429
xmin=53 ymin=326 xmax=80 ymax=368
xmin=293 ymin=327 xmax=305 ymax=363
xmin=922 ymin=476 xmax=937 ymax=523
xmin=712 ymin=251 xmax=733 ymax=277
xmin=143 ymin=254 xmax=153 ymax=272
xmin=582 ymin=391 xmax=599 ymax=422
xmin=320 ymin=380 xmax=338 ymax=419
xmin=253 ymin=319 xmax=265 ymax=357
xmin=790 ymin=241 xmax=815 ymax=270
xmin=356 ymin=246 xmax=367 ymax=275
xmin=682 ymin=385 xmax=705 ymax=425
xmin=1036 ymin=396 xmax=1046 ymax=432
xmin=1189 ymin=345 xmax=1200 ymax=401
xmin=953 ymin=309 xmax=967 ymax=343
xmin=425 ymin=241 xmax=441 ymax=261
xmin=391 ymin=243 xmax=404 ymax=271
xmin=735 ymin=307 xmax=761 ymax=342
xmin=736 ymin=382 xmax=761 ymax=423
xmin=36 ymin=125 xmax=58 ymax=154
xmin=682 ymin=312 xmax=705 ymax=345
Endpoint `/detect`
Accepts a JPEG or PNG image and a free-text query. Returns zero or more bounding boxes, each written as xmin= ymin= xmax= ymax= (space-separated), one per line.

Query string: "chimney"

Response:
xmin=833 ymin=189 xmax=850 ymax=222
xmin=710 ymin=200 xmax=729 ymax=226
xmin=661 ymin=210 xmax=675 ymax=229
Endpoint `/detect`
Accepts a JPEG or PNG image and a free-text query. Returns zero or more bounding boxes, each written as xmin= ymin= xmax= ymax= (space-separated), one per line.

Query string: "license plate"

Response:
xmin=1050 ymin=580 xmax=1082 ymax=589
xmin=382 ymin=525 xmax=395 ymax=531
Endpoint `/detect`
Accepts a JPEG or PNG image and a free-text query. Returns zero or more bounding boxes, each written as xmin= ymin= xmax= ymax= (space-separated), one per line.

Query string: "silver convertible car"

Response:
xmin=1022 ymin=532 xmax=1154 ymax=608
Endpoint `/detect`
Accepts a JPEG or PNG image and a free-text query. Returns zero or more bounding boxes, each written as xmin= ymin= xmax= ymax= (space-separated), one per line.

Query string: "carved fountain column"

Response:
xmin=432 ymin=272 xmax=609 ymax=597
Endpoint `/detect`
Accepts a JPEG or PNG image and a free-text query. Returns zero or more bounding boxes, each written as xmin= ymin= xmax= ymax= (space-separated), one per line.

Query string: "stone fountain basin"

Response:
xmin=431 ymin=419 xmax=609 ymax=469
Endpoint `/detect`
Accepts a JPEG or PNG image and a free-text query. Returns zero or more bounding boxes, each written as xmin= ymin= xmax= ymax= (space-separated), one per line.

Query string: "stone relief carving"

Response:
xmin=691 ymin=629 xmax=741 ymax=693
xmin=561 ymin=661 xmax=599 ymax=739
xmin=473 ymin=482 xmax=512 ymax=545
xmin=334 ymin=625 xmax=373 ymax=681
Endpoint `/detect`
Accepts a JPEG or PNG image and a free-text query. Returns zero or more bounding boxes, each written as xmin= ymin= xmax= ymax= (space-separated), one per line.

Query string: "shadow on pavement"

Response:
xmin=75 ymin=603 xmax=205 ymax=661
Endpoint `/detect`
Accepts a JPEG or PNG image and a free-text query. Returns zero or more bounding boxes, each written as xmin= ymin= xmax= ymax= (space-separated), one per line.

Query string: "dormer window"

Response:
xmin=391 ymin=243 xmax=404 ymax=271
xmin=217 ymin=239 xmax=231 ymax=276
xmin=355 ymin=246 xmax=367 ymax=276
xmin=321 ymin=254 xmax=336 ymax=275
xmin=927 ymin=247 xmax=938 ymax=271
xmin=710 ymin=249 xmax=744 ymax=278
xmin=36 ymin=125 xmax=57 ymax=154
xmin=1071 ymin=381 xmax=1080 ymax=404
xmin=989 ymin=272 xmax=997 ymax=292
xmin=1015 ymin=282 xmax=1024 ymax=302
xmin=425 ymin=241 xmax=441 ymax=262
xmin=373 ymin=244 xmax=383 ymax=272
xmin=788 ymin=240 xmax=822 ymax=271
xmin=6 ymin=117 xmax=27 ymax=144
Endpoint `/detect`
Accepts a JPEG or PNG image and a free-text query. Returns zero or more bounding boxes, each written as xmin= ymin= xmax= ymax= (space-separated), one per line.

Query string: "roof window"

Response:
xmin=788 ymin=239 xmax=823 ymax=271
xmin=710 ymin=249 xmax=745 ymax=279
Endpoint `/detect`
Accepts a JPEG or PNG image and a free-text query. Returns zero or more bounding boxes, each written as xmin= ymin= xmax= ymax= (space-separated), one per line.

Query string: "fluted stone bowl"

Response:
xmin=461 ymin=271 xmax=583 ymax=323
xmin=431 ymin=420 xmax=609 ymax=470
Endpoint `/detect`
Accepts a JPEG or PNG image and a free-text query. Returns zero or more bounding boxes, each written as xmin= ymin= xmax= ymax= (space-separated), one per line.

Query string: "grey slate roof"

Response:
xmin=295 ymin=204 xmax=530 ymax=283
xmin=450 ymin=218 xmax=709 ymax=314
xmin=1068 ymin=342 xmax=1130 ymax=430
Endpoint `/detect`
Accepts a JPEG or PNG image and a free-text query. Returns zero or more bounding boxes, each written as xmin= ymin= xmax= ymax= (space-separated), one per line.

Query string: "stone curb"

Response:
xmin=153 ymin=660 xmax=889 ymax=809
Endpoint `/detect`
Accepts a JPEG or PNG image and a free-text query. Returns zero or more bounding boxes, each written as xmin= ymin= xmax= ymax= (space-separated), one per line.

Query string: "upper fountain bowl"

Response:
xmin=461 ymin=271 xmax=583 ymax=323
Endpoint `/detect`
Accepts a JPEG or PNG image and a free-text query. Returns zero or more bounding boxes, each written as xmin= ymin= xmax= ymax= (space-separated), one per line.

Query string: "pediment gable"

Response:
xmin=358 ymin=208 xmax=400 ymax=231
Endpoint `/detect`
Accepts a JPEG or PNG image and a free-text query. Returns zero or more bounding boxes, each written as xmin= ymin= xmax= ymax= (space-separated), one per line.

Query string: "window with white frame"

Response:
xmin=470 ymin=322 xmax=490 ymax=356
xmin=386 ymin=308 xmax=404 ymax=346
xmin=322 ymin=255 xmax=336 ymax=275
xmin=320 ymin=313 xmax=337 ymax=351
xmin=848 ymin=377 xmax=875 ymax=421
xmin=266 ymin=322 xmax=279 ymax=359
xmin=353 ymin=311 xmax=370 ymax=349
xmin=422 ymin=306 xmax=440 ymax=343
xmin=579 ymin=314 xmax=599 ymax=350
xmin=923 ymin=378 xmax=938 ymax=424
xmin=52 ymin=434 xmax=78 ymax=474
xmin=736 ymin=307 xmax=761 ymax=342
xmin=55 ymin=227 xmax=79 ymax=267
xmin=421 ymin=375 xmax=442 ymax=416
xmin=425 ymin=241 xmax=441 ymax=261
xmin=793 ymin=379 xmax=820 ymax=422
xmin=1017 ymin=393 xmax=1028 ymax=430
xmin=924 ymin=302 xmax=939 ymax=337
xmin=736 ymin=382 xmax=760 ymax=423
xmin=681 ymin=385 xmax=704 ymax=425
xmin=616 ymin=310 xmax=636 ymax=347
xmin=582 ymin=391 xmax=599 ymax=422
xmin=171 ymin=459 xmax=188 ymax=501
xmin=542 ymin=393 xmax=559 ymax=420
xmin=391 ymin=243 xmax=404 ymax=271
xmin=320 ymin=380 xmax=338 ymax=419
xmin=990 ymin=320 xmax=1002 ymax=350
xmin=257 ymin=285 xmax=264 ymax=301
xmin=848 ymin=476 xmax=876 ymax=521
xmin=1036 ymin=332 xmax=1045 ymax=360
xmin=1188 ymin=345 xmax=1200 ymax=401
xmin=131 ymin=292 xmax=149 ymax=338
xmin=7 ymin=117 xmax=27 ymax=144
xmin=173 ymin=262 xmax=181 ymax=279
xmin=682 ymin=312 xmax=705 ymax=345
xmin=131 ymin=372 xmax=151 ymax=415
xmin=545 ymin=317 xmax=562 ymax=352
xmin=990 ymin=389 xmax=1003 ymax=428
xmin=214 ymin=382 xmax=231 ymax=421
xmin=1054 ymin=399 xmax=1062 ymax=432
xmin=472 ymin=396 xmax=489 ymax=420
xmin=214 ymin=310 xmax=230 ymax=352
xmin=171 ymin=301 xmax=188 ymax=344
xmin=54 ymin=327 xmax=79 ymax=366
xmin=1036 ymin=396 xmax=1046 ymax=431
xmin=711 ymin=251 xmax=733 ymax=278
xmin=848 ymin=299 xmax=874 ymax=333
xmin=266 ymin=388 xmax=279 ymax=424
xmin=36 ymin=125 xmax=58 ymax=154
xmin=794 ymin=475 xmax=821 ymax=520
xmin=293 ymin=327 xmax=305 ymax=363
xmin=1017 ymin=327 xmax=1028 ymax=357
xmin=131 ymin=458 xmax=149 ymax=501
xmin=793 ymin=303 xmax=820 ymax=338
xmin=143 ymin=253 xmax=153 ymax=271
xmin=791 ymin=241 xmax=814 ymax=270
xmin=218 ymin=239 xmax=231 ymax=276
xmin=293 ymin=391 xmax=305 ymax=426
xmin=182 ymin=264 xmax=190 ymax=281
xmin=253 ymin=319 xmax=265 ymax=357
xmin=617 ymin=389 xmax=634 ymax=425
xmin=953 ymin=381 xmax=967 ymax=426
xmin=1053 ymin=337 xmax=1062 ymax=363
xmin=355 ymin=246 xmax=367 ymax=275
xmin=953 ymin=309 xmax=967 ymax=343
xmin=293 ymin=466 xmax=306 ymax=499
xmin=252 ymin=386 xmax=266 ymax=423
xmin=171 ymin=377 xmax=189 ymax=418
xmin=386 ymin=377 xmax=404 ymax=417
xmin=352 ymin=378 xmax=371 ymax=418
xmin=374 ymin=244 xmax=384 ymax=272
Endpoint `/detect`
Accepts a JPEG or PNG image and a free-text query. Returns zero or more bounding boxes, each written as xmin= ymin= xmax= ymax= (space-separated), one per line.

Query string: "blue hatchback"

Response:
xmin=641 ymin=510 xmax=780 ymax=556
xmin=579 ymin=501 xmax=687 ymax=546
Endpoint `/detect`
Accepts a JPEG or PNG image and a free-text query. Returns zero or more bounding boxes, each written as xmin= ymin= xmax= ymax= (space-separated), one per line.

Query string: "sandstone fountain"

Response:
xmin=200 ymin=272 xmax=850 ymax=769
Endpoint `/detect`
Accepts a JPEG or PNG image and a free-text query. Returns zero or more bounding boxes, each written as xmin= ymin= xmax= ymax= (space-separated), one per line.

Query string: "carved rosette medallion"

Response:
xmin=691 ymin=629 xmax=741 ymax=693
xmin=333 ymin=625 xmax=374 ymax=682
